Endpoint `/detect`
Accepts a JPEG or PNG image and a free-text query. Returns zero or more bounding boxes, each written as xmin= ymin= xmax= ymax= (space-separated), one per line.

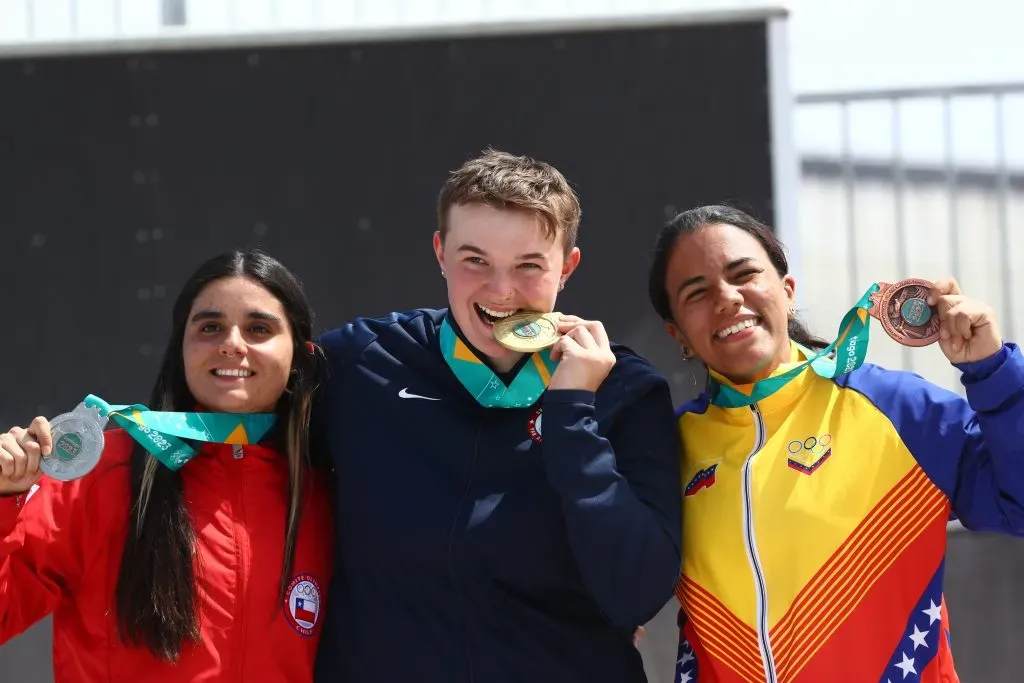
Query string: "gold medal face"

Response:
xmin=493 ymin=312 xmax=562 ymax=352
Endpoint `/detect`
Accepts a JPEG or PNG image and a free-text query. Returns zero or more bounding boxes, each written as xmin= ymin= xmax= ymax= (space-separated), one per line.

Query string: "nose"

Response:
xmin=713 ymin=283 xmax=744 ymax=315
xmin=219 ymin=327 xmax=247 ymax=357
xmin=485 ymin=272 xmax=515 ymax=301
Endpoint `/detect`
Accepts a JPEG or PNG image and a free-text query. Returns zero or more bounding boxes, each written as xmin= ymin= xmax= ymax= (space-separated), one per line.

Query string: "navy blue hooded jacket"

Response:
xmin=313 ymin=308 xmax=682 ymax=682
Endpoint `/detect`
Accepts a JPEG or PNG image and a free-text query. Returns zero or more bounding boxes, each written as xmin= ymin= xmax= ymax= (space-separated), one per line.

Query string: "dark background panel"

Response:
xmin=1 ymin=18 xmax=765 ymax=683
xmin=0 ymin=20 xmax=773 ymax=428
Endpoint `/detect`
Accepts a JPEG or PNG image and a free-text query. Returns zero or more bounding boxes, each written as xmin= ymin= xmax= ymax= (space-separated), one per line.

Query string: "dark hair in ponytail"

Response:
xmin=114 ymin=249 xmax=319 ymax=661
xmin=647 ymin=204 xmax=829 ymax=351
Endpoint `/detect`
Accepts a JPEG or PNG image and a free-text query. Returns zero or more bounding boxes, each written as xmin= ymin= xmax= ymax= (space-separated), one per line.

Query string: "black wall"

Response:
xmin=0 ymin=20 xmax=774 ymax=424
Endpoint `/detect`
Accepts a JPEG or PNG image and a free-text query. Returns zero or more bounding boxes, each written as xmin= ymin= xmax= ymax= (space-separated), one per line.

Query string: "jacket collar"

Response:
xmin=705 ymin=341 xmax=818 ymax=422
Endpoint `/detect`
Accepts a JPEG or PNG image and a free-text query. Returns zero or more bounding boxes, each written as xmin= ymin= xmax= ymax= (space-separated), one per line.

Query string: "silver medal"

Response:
xmin=39 ymin=402 xmax=109 ymax=481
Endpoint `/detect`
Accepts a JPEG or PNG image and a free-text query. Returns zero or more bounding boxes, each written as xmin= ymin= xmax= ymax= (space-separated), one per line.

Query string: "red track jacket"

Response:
xmin=0 ymin=428 xmax=333 ymax=682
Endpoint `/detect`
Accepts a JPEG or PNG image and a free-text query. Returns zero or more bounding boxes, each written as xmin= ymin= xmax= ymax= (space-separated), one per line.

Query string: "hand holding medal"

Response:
xmin=926 ymin=277 xmax=1002 ymax=364
xmin=547 ymin=315 xmax=617 ymax=392
xmin=867 ymin=276 xmax=1002 ymax=363
xmin=493 ymin=311 xmax=616 ymax=393
xmin=0 ymin=406 xmax=96 ymax=493
xmin=0 ymin=417 xmax=52 ymax=495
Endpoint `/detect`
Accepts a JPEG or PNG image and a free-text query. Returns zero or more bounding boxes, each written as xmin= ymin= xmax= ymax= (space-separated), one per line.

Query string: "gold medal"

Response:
xmin=868 ymin=278 xmax=941 ymax=347
xmin=493 ymin=312 xmax=562 ymax=352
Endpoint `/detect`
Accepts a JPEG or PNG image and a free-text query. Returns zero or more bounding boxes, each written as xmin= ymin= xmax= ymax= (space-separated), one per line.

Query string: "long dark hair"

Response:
xmin=114 ymin=249 xmax=320 ymax=661
xmin=648 ymin=204 xmax=829 ymax=351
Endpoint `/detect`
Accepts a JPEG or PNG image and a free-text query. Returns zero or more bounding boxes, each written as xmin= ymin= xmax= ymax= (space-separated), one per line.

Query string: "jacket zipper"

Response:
xmin=743 ymin=403 xmax=777 ymax=682
xmin=233 ymin=444 xmax=250 ymax=680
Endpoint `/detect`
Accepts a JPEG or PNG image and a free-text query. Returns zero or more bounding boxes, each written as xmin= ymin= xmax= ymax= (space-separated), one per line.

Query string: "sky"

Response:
xmin=1 ymin=0 xmax=1022 ymax=168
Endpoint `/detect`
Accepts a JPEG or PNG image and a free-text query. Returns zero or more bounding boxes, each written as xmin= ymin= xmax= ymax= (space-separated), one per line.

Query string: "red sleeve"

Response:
xmin=0 ymin=489 xmax=33 ymax=537
xmin=0 ymin=432 xmax=132 ymax=644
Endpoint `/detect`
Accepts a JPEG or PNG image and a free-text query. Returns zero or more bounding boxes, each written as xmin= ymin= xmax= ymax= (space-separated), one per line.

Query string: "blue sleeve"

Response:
xmin=842 ymin=342 xmax=1024 ymax=534
xmin=539 ymin=378 xmax=683 ymax=628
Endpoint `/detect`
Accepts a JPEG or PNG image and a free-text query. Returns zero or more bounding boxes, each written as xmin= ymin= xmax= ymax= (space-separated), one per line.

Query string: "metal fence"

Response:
xmin=794 ymin=83 xmax=1024 ymax=393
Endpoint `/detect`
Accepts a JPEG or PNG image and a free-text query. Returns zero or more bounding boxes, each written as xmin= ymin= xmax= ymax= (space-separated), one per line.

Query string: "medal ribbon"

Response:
xmin=709 ymin=284 xmax=880 ymax=408
xmin=439 ymin=318 xmax=559 ymax=408
xmin=83 ymin=394 xmax=277 ymax=470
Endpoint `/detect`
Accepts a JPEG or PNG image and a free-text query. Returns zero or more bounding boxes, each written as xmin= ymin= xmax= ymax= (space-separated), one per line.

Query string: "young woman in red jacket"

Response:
xmin=0 ymin=249 xmax=333 ymax=682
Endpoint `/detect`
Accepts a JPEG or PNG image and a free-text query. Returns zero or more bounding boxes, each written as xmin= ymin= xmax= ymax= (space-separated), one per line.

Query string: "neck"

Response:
xmin=715 ymin=341 xmax=794 ymax=386
xmin=445 ymin=310 xmax=526 ymax=376
xmin=488 ymin=352 xmax=525 ymax=374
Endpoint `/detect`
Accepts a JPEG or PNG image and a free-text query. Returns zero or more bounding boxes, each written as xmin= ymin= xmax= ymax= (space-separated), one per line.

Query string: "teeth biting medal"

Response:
xmin=493 ymin=312 xmax=563 ymax=352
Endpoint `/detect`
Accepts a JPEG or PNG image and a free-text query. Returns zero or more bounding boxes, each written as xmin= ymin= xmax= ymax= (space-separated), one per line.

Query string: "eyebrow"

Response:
xmin=456 ymin=244 xmax=549 ymax=261
xmin=189 ymin=310 xmax=283 ymax=323
xmin=676 ymin=257 xmax=757 ymax=296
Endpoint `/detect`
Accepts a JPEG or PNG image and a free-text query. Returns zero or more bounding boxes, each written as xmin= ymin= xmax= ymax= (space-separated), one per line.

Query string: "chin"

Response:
xmin=722 ymin=356 xmax=776 ymax=384
xmin=202 ymin=393 xmax=253 ymax=413
xmin=465 ymin=330 xmax=508 ymax=360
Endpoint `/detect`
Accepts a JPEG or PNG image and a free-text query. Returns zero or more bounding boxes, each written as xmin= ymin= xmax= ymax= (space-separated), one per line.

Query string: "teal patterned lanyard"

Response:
xmin=85 ymin=394 xmax=277 ymax=469
xmin=439 ymin=318 xmax=558 ymax=408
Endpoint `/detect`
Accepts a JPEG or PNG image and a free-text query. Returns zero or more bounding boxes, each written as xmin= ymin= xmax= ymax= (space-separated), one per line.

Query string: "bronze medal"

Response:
xmin=493 ymin=312 xmax=562 ymax=352
xmin=868 ymin=278 xmax=940 ymax=347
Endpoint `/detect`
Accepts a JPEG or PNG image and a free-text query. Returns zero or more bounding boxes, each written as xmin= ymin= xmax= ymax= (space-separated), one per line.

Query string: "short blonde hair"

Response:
xmin=437 ymin=148 xmax=581 ymax=253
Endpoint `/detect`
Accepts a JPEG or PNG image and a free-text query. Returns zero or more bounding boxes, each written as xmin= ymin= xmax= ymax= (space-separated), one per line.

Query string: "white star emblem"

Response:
xmin=909 ymin=624 xmax=929 ymax=650
xmin=677 ymin=649 xmax=694 ymax=666
xmin=894 ymin=652 xmax=916 ymax=678
xmin=678 ymin=672 xmax=693 ymax=683
xmin=922 ymin=600 xmax=942 ymax=625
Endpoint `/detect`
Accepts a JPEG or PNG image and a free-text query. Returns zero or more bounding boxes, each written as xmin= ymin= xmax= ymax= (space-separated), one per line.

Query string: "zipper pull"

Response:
xmin=232 ymin=445 xmax=244 ymax=460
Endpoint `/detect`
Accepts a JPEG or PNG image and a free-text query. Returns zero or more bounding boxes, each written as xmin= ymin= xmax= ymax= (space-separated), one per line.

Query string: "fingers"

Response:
xmin=551 ymin=332 xmax=580 ymax=360
xmin=566 ymin=324 xmax=597 ymax=350
xmin=555 ymin=317 xmax=610 ymax=349
xmin=0 ymin=432 xmax=19 ymax=479
xmin=0 ymin=430 xmax=39 ymax=481
xmin=927 ymin=277 xmax=961 ymax=305
xmin=582 ymin=320 xmax=610 ymax=348
xmin=26 ymin=416 xmax=53 ymax=457
xmin=938 ymin=298 xmax=985 ymax=336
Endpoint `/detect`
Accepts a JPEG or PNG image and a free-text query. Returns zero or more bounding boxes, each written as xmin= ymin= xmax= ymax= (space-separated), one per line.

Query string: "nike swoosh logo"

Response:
xmin=398 ymin=388 xmax=440 ymax=401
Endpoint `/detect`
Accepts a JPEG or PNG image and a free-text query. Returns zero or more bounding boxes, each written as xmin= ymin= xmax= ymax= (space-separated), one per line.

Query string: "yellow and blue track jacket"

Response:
xmin=674 ymin=341 xmax=1024 ymax=683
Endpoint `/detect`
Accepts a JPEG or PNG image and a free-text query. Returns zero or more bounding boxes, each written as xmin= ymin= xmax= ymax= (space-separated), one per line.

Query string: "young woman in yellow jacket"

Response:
xmin=647 ymin=205 xmax=1024 ymax=683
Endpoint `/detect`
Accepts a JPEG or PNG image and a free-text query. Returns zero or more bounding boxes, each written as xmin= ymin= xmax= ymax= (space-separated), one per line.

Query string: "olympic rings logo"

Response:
xmin=787 ymin=434 xmax=832 ymax=456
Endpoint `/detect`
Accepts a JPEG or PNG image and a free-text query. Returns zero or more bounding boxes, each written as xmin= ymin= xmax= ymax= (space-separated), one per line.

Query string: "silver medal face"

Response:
xmin=40 ymin=402 xmax=108 ymax=481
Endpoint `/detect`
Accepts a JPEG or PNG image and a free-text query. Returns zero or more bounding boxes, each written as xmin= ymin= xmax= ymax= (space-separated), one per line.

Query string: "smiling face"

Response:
xmin=434 ymin=203 xmax=580 ymax=371
xmin=181 ymin=276 xmax=295 ymax=413
xmin=662 ymin=222 xmax=796 ymax=384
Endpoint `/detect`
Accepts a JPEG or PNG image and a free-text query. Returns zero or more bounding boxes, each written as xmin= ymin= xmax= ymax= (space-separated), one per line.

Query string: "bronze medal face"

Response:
xmin=493 ymin=312 xmax=562 ymax=352
xmin=869 ymin=278 xmax=940 ymax=347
